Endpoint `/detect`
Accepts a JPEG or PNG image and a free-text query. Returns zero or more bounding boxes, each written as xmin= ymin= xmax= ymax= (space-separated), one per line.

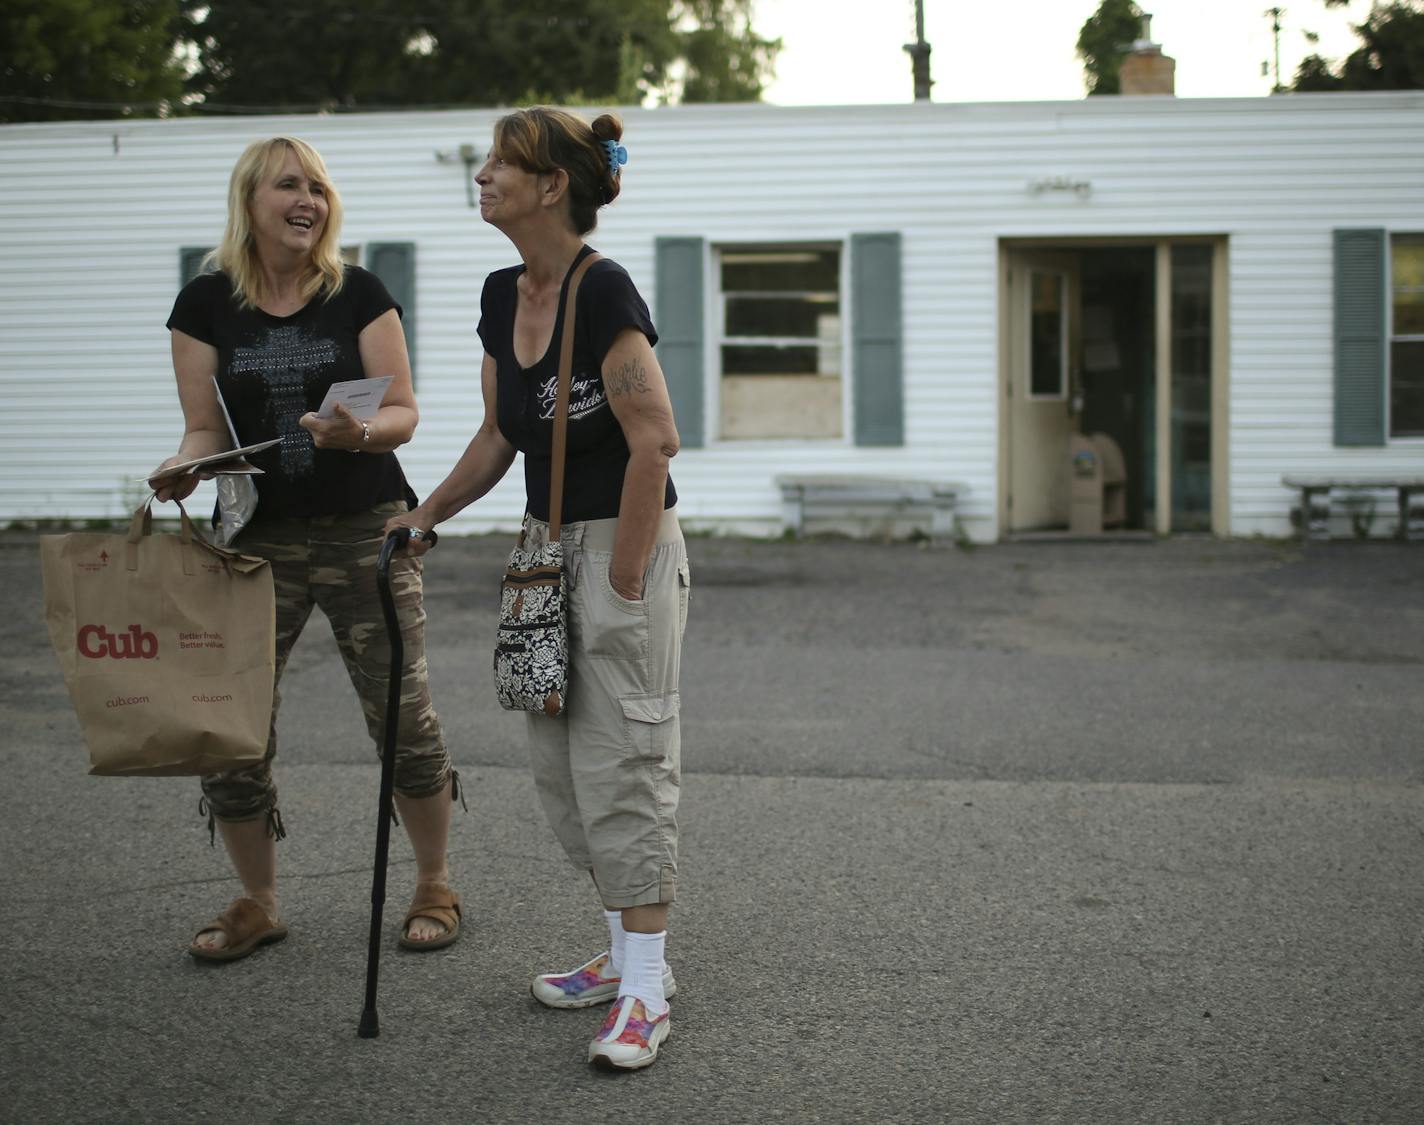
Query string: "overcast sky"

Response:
xmin=753 ymin=0 xmax=1366 ymax=104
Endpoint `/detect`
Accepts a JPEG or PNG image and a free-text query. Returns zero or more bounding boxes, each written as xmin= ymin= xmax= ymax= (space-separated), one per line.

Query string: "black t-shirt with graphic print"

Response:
xmin=165 ymin=266 xmax=416 ymax=520
xmin=477 ymin=246 xmax=676 ymax=523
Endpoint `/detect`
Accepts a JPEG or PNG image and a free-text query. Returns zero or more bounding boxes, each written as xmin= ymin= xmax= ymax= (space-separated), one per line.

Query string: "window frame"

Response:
xmin=1388 ymin=232 xmax=1424 ymax=441
xmin=711 ymin=240 xmax=850 ymax=444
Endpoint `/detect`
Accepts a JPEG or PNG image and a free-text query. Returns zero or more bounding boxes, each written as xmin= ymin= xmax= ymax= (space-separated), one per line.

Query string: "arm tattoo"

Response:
xmin=606 ymin=357 xmax=650 ymax=399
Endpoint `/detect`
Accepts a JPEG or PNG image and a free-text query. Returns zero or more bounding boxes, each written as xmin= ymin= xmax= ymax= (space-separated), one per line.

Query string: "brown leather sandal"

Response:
xmin=399 ymin=881 xmax=461 ymax=951
xmin=188 ymin=897 xmax=288 ymax=963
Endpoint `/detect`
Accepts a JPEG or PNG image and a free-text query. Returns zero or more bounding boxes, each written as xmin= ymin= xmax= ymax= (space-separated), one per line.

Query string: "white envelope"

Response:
xmin=141 ymin=439 xmax=281 ymax=483
xmin=315 ymin=376 xmax=394 ymax=421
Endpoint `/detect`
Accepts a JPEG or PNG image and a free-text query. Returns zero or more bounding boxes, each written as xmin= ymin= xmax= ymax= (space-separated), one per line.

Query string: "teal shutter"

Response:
xmin=179 ymin=247 xmax=211 ymax=285
xmin=366 ymin=242 xmax=417 ymax=371
xmin=851 ymin=232 xmax=904 ymax=446
xmin=655 ymin=236 xmax=705 ymax=447
xmin=1334 ymin=228 xmax=1386 ymax=447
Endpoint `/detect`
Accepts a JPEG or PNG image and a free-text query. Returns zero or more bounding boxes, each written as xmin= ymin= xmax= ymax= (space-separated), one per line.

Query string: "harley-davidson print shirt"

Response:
xmin=477 ymin=245 xmax=676 ymax=523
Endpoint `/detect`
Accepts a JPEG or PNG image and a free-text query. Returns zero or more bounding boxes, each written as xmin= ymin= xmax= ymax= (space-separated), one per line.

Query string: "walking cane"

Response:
xmin=358 ymin=524 xmax=436 ymax=1039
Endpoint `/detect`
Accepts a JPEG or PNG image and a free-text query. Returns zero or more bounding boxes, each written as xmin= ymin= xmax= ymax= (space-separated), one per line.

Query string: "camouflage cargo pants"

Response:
xmin=199 ymin=501 xmax=450 ymax=828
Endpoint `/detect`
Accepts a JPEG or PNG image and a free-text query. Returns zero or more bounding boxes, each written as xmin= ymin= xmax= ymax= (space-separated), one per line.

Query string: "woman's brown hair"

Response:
xmin=492 ymin=107 xmax=624 ymax=235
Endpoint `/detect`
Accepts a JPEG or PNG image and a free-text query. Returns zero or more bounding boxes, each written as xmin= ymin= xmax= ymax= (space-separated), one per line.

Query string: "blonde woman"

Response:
xmin=152 ymin=137 xmax=461 ymax=962
xmin=387 ymin=108 xmax=688 ymax=1070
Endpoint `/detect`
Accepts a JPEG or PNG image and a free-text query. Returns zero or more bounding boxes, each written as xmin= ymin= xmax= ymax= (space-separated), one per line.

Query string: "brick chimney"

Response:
xmin=1119 ymin=14 xmax=1176 ymax=96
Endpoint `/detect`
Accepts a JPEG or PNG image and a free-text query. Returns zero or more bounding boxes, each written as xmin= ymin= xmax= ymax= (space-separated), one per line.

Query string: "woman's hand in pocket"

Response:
xmin=609 ymin=568 xmax=644 ymax=601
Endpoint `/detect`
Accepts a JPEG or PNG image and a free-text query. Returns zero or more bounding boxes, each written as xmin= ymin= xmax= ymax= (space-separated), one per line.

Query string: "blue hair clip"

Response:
xmin=601 ymin=139 xmax=628 ymax=178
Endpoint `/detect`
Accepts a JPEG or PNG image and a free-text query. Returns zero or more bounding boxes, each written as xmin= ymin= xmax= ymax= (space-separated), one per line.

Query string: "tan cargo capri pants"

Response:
xmin=200 ymin=501 xmax=451 ymax=831
xmin=523 ymin=508 xmax=690 ymax=909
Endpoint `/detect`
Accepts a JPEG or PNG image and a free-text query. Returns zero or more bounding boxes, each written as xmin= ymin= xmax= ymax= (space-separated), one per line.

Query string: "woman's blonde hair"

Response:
xmin=205 ymin=136 xmax=345 ymax=308
xmin=492 ymin=107 xmax=624 ymax=235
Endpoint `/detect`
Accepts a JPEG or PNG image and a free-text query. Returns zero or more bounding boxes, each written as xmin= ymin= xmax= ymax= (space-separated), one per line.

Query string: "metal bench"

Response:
xmin=1281 ymin=474 xmax=1424 ymax=541
xmin=775 ymin=475 xmax=963 ymax=546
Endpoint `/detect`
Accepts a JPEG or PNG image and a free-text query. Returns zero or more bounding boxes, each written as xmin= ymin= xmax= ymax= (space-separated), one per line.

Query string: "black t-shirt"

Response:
xmin=166 ymin=266 xmax=416 ymax=520
xmin=477 ymin=246 xmax=677 ymax=522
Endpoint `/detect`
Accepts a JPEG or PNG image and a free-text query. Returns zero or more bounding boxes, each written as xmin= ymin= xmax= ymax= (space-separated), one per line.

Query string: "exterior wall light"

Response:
xmin=435 ymin=144 xmax=481 ymax=207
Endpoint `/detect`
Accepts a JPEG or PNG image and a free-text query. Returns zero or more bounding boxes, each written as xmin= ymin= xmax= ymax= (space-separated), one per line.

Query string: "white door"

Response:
xmin=1007 ymin=251 xmax=1080 ymax=531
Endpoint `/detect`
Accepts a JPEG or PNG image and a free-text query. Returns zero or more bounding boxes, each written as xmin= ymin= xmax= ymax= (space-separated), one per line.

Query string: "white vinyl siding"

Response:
xmin=2 ymin=93 xmax=1423 ymax=539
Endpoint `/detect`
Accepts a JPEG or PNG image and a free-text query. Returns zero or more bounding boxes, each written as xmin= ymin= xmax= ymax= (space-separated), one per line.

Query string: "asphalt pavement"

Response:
xmin=2 ymin=528 xmax=1421 ymax=1123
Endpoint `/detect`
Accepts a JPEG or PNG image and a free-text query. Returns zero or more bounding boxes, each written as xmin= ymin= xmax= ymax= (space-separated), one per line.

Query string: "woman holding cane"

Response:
xmin=152 ymin=137 xmax=462 ymax=962
xmin=386 ymin=107 xmax=688 ymax=1069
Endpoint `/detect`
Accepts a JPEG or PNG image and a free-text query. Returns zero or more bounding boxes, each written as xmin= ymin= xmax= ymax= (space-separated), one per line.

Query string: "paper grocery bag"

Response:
xmin=40 ymin=500 xmax=275 ymax=776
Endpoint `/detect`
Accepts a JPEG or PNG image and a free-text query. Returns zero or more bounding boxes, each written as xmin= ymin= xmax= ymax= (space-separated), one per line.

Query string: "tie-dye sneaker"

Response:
xmin=530 ymin=951 xmax=677 ymax=1010
xmin=587 ymin=995 xmax=671 ymax=1070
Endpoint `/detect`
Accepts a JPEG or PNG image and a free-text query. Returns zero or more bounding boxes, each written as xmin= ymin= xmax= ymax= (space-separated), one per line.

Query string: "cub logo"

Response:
xmin=78 ymin=624 xmax=158 ymax=659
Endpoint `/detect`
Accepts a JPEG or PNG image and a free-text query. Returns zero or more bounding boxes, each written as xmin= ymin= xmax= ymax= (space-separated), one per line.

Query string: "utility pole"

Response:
xmin=904 ymin=0 xmax=933 ymax=101
xmin=1264 ymin=7 xmax=1285 ymax=92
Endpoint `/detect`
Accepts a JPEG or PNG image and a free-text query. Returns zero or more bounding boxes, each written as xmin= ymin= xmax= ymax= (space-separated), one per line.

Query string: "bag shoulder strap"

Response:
xmin=547 ymin=251 xmax=601 ymax=538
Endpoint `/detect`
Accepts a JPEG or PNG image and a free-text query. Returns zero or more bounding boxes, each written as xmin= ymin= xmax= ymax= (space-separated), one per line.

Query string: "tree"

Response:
xmin=179 ymin=0 xmax=434 ymax=110
xmin=1291 ymin=1 xmax=1424 ymax=91
xmin=1076 ymin=0 xmax=1144 ymax=96
xmin=397 ymin=0 xmax=679 ymax=109
xmin=0 ymin=0 xmax=186 ymax=123
xmin=674 ymin=0 xmax=780 ymax=103
xmin=178 ymin=0 xmax=780 ymax=111
xmin=1292 ymin=52 xmax=1345 ymax=90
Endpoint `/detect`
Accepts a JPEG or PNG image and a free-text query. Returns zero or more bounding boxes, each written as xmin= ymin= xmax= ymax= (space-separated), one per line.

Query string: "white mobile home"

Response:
xmin=2 ymin=92 xmax=1421 ymax=541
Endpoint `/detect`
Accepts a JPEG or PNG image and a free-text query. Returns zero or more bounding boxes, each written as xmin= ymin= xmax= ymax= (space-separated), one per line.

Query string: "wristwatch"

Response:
xmin=359 ymin=420 xmax=371 ymax=445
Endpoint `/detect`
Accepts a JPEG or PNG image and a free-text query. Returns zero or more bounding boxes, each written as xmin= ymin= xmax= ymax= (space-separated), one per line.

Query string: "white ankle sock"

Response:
xmin=604 ymin=909 xmax=626 ymax=976
xmin=619 ymin=930 xmax=668 ymax=1014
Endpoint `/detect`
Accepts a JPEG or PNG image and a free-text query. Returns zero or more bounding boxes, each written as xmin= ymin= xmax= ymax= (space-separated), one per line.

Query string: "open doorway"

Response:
xmin=1000 ymin=239 xmax=1226 ymax=537
xmin=1078 ymin=247 xmax=1155 ymax=530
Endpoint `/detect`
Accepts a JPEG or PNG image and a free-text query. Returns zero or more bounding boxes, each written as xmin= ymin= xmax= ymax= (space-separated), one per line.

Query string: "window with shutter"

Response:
xmin=656 ymin=233 xmax=904 ymax=445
